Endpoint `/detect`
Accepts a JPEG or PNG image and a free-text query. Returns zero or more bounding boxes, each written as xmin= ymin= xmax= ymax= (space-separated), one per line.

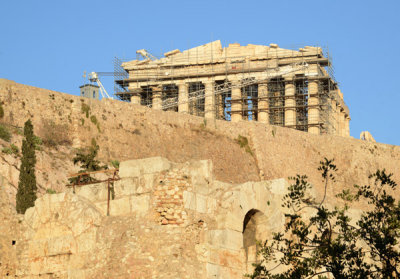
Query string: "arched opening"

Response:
xmin=242 ymin=209 xmax=269 ymax=271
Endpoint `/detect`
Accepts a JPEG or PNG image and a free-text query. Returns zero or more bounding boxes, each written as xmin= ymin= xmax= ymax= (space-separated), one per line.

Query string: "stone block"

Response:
xmin=71 ymin=207 xmax=102 ymax=236
xmin=138 ymin=173 xmax=155 ymax=192
xmin=75 ymin=183 xmax=108 ymax=202
xmin=68 ymin=269 xmax=86 ymax=279
xmin=76 ymin=230 xmax=97 ymax=253
xmin=195 ymin=243 xmax=210 ymax=262
xmin=207 ymin=229 xmax=243 ymax=250
xmin=42 ymin=253 xmax=71 ymax=274
xmin=28 ymin=239 xmax=48 ymax=258
xmin=30 ymin=256 xmax=46 ymax=275
xmin=24 ymin=207 xmax=39 ymax=230
xmin=110 ymin=197 xmax=131 ymax=216
xmin=47 ymin=235 xmax=76 ymax=256
xmin=113 ymin=177 xmax=139 ymax=197
xmin=130 ymin=194 xmax=150 ymax=215
xmin=34 ymin=221 xmax=71 ymax=240
xmin=188 ymin=160 xmax=213 ymax=195
xmin=119 ymin=157 xmax=171 ymax=178
xmin=206 ymin=263 xmax=220 ymax=278
xmin=206 ymin=262 xmax=243 ymax=279
xmin=267 ymin=178 xmax=289 ymax=195
xmin=94 ymin=201 xmax=107 ymax=215
xmin=68 ymin=253 xmax=86 ymax=270
xmin=207 ymin=197 xmax=217 ymax=214
xmin=216 ymin=211 xmax=243 ymax=232
xmin=183 ymin=191 xmax=196 ymax=211
xmin=196 ymin=194 xmax=207 ymax=213
xmin=208 ymin=247 xmax=244 ymax=269
xmin=34 ymin=196 xmax=51 ymax=225
xmin=49 ymin=192 xmax=66 ymax=203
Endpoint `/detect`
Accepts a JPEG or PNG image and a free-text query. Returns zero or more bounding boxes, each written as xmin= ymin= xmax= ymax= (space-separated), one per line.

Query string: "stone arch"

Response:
xmin=242 ymin=209 xmax=269 ymax=272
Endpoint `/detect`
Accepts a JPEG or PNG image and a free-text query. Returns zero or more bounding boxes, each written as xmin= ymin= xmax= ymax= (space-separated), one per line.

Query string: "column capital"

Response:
xmin=284 ymin=77 xmax=295 ymax=83
xmin=176 ymin=81 xmax=188 ymax=86
xmin=130 ymin=88 xmax=143 ymax=94
xmin=150 ymin=84 xmax=162 ymax=90
xmin=200 ymin=79 xmax=215 ymax=86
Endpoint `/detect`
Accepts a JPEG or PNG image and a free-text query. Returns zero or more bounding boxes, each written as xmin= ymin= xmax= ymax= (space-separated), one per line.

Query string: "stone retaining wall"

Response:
xmin=12 ymin=157 xmax=293 ymax=278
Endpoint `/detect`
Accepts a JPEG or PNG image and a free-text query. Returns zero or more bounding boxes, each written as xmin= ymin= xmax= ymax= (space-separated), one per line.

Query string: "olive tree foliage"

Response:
xmin=248 ymin=158 xmax=400 ymax=279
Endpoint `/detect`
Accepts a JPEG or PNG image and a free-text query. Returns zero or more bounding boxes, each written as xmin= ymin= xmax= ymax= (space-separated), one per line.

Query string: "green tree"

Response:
xmin=69 ymin=139 xmax=107 ymax=184
xmin=249 ymin=158 xmax=400 ymax=279
xmin=16 ymin=119 xmax=37 ymax=214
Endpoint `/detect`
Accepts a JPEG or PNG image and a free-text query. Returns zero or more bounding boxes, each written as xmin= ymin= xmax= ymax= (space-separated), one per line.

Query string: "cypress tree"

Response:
xmin=16 ymin=119 xmax=37 ymax=214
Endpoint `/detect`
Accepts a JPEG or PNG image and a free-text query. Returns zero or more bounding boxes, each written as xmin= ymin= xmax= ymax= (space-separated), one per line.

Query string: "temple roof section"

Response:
xmin=122 ymin=41 xmax=324 ymax=70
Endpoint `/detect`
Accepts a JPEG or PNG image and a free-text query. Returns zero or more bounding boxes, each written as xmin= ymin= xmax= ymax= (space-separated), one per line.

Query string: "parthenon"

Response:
xmin=116 ymin=41 xmax=350 ymax=136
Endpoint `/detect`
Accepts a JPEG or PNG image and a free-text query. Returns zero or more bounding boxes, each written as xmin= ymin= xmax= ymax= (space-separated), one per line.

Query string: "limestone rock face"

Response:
xmin=22 ymin=192 xmax=102 ymax=277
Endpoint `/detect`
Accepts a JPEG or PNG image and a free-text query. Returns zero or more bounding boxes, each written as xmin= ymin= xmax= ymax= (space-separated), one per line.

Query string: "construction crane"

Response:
xmin=160 ymin=61 xmax=310 ymax=110
xmin=88 ymin=72 xmax=113 ymax=99
xmin=136 ymin=49 xmax=157 ymax=61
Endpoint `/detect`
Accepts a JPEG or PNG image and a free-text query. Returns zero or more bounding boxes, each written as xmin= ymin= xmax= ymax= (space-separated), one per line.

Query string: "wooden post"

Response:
xmin=107 ymin=179 xmax=110 ymax=216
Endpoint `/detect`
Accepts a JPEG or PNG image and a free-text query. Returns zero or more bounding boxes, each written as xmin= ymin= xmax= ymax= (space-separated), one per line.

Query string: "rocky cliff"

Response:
xmin=0 ymin=79 xmax=399 ymax=278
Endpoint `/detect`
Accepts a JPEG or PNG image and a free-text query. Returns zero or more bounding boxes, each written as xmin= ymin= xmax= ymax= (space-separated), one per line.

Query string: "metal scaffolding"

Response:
xmin=113 ymin=44 xmax=345 ymax=135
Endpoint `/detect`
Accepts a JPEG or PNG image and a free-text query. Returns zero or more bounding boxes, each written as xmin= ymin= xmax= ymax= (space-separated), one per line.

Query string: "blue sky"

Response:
xmin=1 ymin=0 xmax=399 ymax=145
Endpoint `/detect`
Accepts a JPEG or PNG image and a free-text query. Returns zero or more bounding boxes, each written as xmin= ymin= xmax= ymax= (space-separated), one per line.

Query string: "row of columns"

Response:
xmin=332 ymin=100 xmax=350 ymax=137
xmin=129 ymin=79 xmax=326 ymax=135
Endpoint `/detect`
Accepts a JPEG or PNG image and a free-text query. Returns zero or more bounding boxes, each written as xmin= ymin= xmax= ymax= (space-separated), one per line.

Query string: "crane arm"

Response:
xmin=88 ymin=72 xmax=113 ymax=99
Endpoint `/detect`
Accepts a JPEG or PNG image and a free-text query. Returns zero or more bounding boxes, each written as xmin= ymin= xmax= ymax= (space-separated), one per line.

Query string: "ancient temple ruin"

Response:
xmin=115 ymin=41 xmax=350 ymax=136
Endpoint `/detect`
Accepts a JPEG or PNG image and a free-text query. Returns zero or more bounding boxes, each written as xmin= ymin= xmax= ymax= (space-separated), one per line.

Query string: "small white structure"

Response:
xmin=79 ymin=84 xmax=99 ymax=100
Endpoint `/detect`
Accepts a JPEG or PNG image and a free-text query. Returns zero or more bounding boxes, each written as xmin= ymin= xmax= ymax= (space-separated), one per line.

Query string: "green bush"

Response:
xmin=81 ymin=103 xmax=90 ymax=118
xmin=235 ymin=135 xmax=253 ymax=155
xmin=2 ymin=144 xmax=19 ymax=155
xmin=33 ymin=135 xmax=42 ymax=150
xmin=90 ymin=115 xmax=101 ymax=132
xmin=2 ymin=147 xmax=12 ymax=155
xmin=0 ymin=124 xmax=11 ymax=142
xmin=110 ymin=160 xmax=120 ymax=168
xmin=46 ymin=188 xmax=57 ymax=194
xmin=0 ymin=103 xmax=4 ymax=118
xmin=11 ymin=143 xmax=19 ymax=154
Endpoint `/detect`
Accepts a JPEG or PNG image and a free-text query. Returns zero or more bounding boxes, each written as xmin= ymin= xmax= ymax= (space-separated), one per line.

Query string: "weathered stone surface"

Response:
xmin=1 ymin=155 xmax=400 ymax=278
xmin=2 ymin=157 xmax=296 ymax=278
xmin=119 ymin=157 xmax=171 ymax=178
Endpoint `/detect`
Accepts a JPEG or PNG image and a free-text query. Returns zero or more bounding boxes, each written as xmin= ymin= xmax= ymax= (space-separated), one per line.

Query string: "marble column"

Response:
xmin=231 ymin=80 xmax=242 ymax=122
xmin=203 ymin=80 xmax=215 ymax=119
xmin=308 ymin=80 xmax=320 ymax=134
xmin=178 ymin=82 xmax=189 ymax=113
xmin=284 ymin=80 xmax=296 ymax=127
xmin=152 ymin=85 xmax=162 ymax=110
xmin=258 ymin=83 xmax=269 ymax=123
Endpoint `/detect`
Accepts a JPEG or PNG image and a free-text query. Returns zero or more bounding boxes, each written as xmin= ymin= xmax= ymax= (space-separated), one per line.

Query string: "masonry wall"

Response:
xmin=12 ymin=157 xmax=296 ymax=278
xmin=11 ymin=155 xmax=380 ymax=278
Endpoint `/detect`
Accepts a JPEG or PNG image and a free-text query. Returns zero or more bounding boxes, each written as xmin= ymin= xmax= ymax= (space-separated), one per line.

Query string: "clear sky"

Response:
xmin=1 ymin=0 xmax=399 ymax=145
